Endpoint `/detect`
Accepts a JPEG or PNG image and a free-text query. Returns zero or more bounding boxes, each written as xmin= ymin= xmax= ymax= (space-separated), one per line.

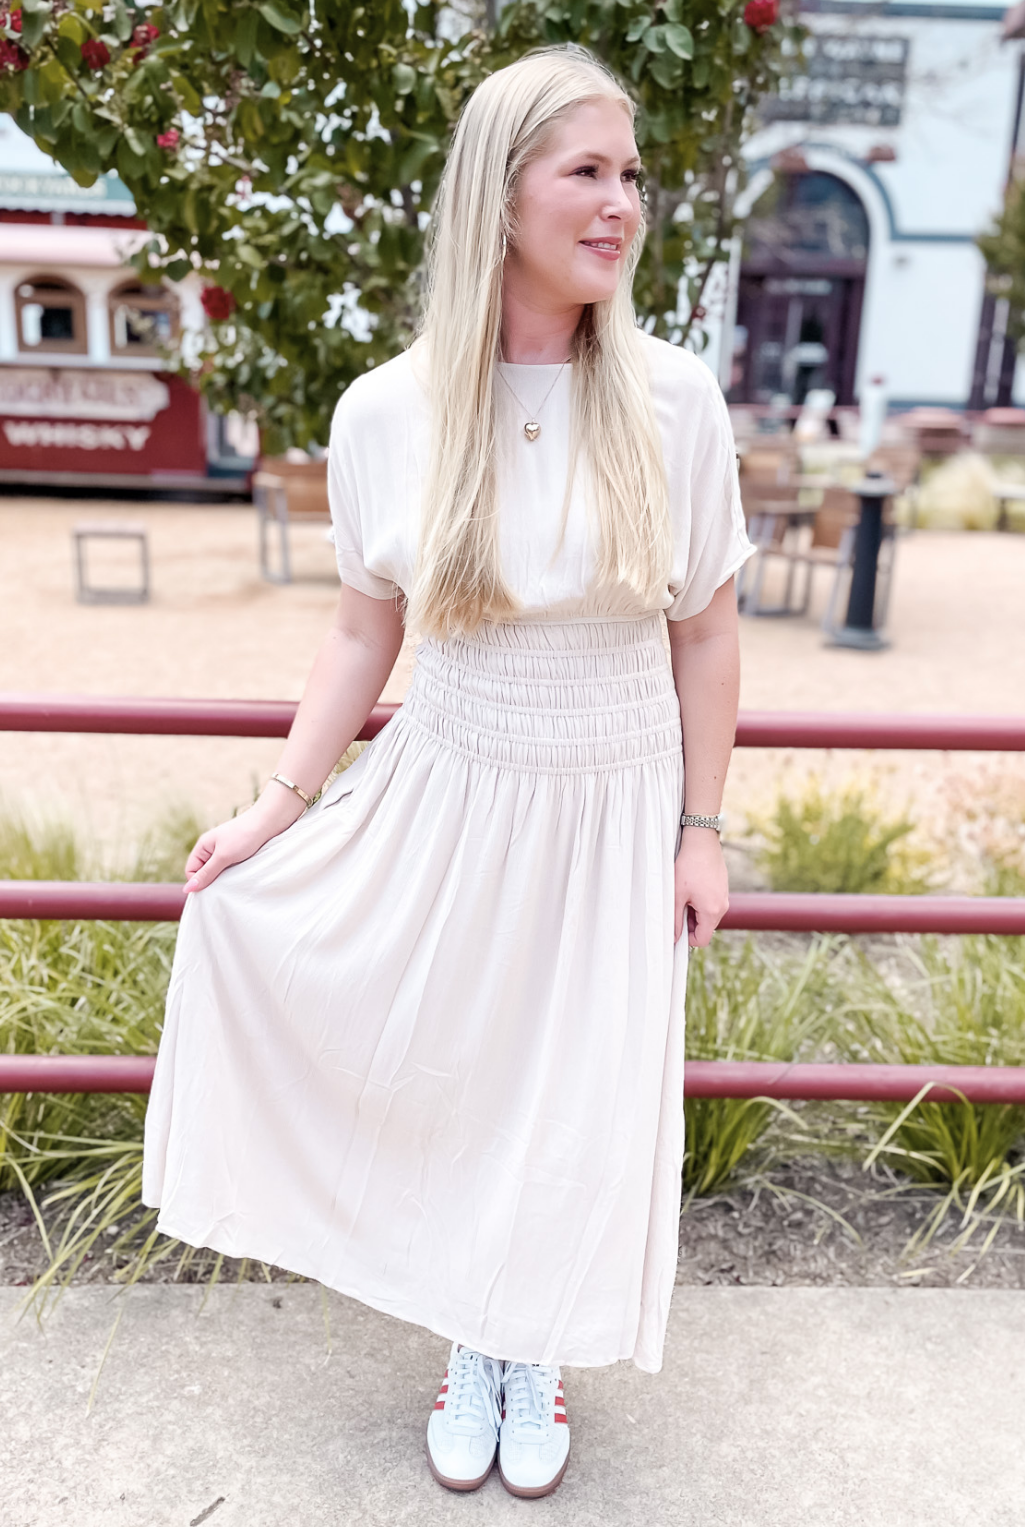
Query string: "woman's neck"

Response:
xmin=499 ymin=288 xmax=582 ymax=364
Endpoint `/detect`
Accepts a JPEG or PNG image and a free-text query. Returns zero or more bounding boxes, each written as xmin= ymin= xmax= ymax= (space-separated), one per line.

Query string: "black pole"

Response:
xmin=827 ymin=472 xmax=895 ymax=651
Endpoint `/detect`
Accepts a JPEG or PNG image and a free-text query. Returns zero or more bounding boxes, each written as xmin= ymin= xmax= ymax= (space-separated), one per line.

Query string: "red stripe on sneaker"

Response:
xmin=554 ymin=1413 xmax=568 ymax=1423
xmin=434 ymin=1401 xmax=445 ymax=1410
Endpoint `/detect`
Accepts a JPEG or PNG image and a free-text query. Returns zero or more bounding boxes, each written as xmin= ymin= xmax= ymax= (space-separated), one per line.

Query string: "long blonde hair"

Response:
xmin=410 ymin=44 xmax=672 ymax=638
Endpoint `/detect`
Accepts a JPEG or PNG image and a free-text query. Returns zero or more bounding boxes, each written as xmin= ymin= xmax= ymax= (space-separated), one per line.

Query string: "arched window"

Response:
xmin=743 ymin=172 xmax=870 ymax=269
xmin=108 ymin=279 xmax=179 ymax=358
xmin=16 ymin=275 xmax=88 ymax=355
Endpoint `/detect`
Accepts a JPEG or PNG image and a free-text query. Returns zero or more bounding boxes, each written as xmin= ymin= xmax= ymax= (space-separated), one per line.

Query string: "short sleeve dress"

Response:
xmin=142 ymin=332 xmax=754 ymax=1375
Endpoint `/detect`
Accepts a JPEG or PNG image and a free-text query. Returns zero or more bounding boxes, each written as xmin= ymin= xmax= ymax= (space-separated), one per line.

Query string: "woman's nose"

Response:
xmin=602 ymin=179 xmax=633 ymax=218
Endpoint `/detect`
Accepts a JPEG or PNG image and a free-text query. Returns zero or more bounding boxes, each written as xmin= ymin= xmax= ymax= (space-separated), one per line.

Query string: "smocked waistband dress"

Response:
xmin=142 ymin=337 xmax=756 ymax=1374
xmin=143 ymin=615 xmax=689 ymax=1371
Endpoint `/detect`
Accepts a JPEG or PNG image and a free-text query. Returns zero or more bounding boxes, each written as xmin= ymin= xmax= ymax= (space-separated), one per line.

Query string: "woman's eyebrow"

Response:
xmin=563 ymin=147 xmax=641 ymax=168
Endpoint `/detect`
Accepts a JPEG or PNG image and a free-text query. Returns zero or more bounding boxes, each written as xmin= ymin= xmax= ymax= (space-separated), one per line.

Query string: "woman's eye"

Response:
xmin=574 ymin=165 xmax=643 ymax=182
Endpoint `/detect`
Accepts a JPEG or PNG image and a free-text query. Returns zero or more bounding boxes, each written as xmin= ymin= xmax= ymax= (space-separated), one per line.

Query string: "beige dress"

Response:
xmin=142 ymin=333 xmax=754 ymax=1373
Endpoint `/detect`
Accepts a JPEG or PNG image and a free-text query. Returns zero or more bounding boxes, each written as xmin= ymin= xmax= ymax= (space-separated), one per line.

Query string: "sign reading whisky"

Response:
xmin=761 ymin=35 xmax=910 ymax=127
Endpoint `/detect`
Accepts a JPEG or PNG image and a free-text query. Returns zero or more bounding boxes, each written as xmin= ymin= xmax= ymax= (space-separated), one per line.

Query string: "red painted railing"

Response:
xmin=1 ymin=882 xmax=1023 ymax=935
xmin=2 ymin=695 xmax=1024 ymax=1100
xmin=3 ymin=1054 xmax=1025 ymax=1103
xmin=2 ymin=694 xmax=1024 ymax=750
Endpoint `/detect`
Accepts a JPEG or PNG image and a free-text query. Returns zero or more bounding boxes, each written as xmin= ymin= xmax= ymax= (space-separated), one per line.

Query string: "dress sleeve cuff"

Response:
xmin=335 ymin=546 xmax=402 ymax=601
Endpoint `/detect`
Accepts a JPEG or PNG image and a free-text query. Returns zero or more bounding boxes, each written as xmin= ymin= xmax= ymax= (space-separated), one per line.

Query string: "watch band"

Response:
xmin=680 ymin=812 xmax=725 ymax=833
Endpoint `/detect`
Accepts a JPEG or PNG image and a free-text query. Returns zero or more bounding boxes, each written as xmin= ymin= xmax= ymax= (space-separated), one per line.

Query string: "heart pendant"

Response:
xmin=523 ymin=421 xmax=541 ymax=441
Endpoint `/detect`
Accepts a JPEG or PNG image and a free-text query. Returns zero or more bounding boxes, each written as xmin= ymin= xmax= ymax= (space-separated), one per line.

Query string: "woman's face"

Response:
xmin=505 ymin=97 xmax=643 ymax=312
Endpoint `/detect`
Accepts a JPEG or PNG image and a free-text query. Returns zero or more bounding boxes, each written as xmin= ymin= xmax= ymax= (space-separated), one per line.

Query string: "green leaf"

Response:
xmin=664 ymin=22 xmax=694 ymax=59
xmin=55 ymin=35 xmax=82 ymax=71
xmin=260 ymin=79 xmax=282 ymax=98
xmin=165 ymin=257 xmax=192 ymax=280
xmin=235 ymin=8 xmax=259 ymax=67
xmin=171 ymin=72 xmax=203 ymax=114
xmin=56 ymin=11 xmax=87 ymax=43
xmin=392 ymin=62 xmax=416 ymax=95
xmin=37 ymin=59 xmax=66 ymax=106
xmin=20 ymin=6 xmax=50 ymax=47
xmin=112 ymin=0 xmax=133 ymax=42
xmin=95 ymin=125 xmax=120 ymax=156
xmin=625 ymin=15 xmax=649 ymax=40
xmin=648 ymin=51 xmax=683 ymax=89
xmin=235 ymin=242 xmax=265 ymax=268
xmin=643 ymin=24 xmax=666 ymax=52
xmin=256 ymin=1 xmax=302 ymax=35
xmin=116 ymin=138 xmax=146 ymax=182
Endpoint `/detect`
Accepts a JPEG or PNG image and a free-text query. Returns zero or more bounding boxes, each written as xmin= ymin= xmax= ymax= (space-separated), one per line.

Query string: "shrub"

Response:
xmin=753 ymin=778 xmax=935 ymax=895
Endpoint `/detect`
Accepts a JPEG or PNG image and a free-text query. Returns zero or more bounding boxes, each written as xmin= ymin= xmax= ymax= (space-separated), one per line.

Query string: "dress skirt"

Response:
xmin=142 ymin=613 xmax=688 ymax=1373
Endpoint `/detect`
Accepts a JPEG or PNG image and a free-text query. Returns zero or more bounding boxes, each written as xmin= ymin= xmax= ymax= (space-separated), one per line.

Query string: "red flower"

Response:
xmin=80 ymin=37 xmax=110 ymax=69
xmin=156 ymin=128 xmax=180 ymax=150
xmin=0 ymin=37 xmax=27 ymax=69
xmin=201 ymin=285 xmax=236 ymax=322
xmin=9 ymin=10 xmax=22 ymax=30
xmin=130 ymin=21 xmax=159 ymax=57
xmin=743 ymin=0 xmax=779 ymax=29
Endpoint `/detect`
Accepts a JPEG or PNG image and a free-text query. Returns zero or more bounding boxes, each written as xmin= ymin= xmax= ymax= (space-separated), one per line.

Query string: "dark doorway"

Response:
xmin=730 ymin=171 xmax=869 ymax=406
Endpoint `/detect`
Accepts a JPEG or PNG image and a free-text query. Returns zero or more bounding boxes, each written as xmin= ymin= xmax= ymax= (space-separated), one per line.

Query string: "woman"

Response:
xmin=142 ymin=44 xmax=753 ymax=1500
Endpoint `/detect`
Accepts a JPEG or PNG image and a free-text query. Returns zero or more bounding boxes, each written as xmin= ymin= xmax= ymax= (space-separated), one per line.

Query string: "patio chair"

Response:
xmin=254 ymin=456 xmax=330 ymax=584
xmin=736 ymin=445 xmax=811 ymax=615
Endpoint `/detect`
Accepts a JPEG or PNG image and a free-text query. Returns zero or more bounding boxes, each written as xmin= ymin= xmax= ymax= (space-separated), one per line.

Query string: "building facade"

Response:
xmin=0 ymin=117 xmax=254 ymax=490
xmin=712 ymin=0 xmax=1025 ymax=413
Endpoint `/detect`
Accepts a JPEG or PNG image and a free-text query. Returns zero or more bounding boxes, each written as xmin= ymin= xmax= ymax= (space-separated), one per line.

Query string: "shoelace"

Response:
xmin=444 ymin=1347 xmax=503 ymax=1436
xmin=503 ymin=1362 xmax=557 ymax=1441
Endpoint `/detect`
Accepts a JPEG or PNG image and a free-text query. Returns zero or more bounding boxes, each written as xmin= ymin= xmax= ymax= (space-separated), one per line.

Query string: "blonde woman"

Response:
xmin=143 ymin=44 xmax=754 ymax=1499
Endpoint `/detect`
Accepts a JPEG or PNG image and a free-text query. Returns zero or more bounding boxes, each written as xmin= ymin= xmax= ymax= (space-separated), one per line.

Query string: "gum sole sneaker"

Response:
xmin=498 ymin=1362 xmax=570 ymax=1499
xmin=426 ymin=1343 xmax=504 ymax=1492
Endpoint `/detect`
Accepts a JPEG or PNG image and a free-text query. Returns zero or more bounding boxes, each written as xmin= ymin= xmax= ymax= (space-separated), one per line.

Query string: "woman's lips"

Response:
xmin=579 ymin=240 xmax=622 ymax=261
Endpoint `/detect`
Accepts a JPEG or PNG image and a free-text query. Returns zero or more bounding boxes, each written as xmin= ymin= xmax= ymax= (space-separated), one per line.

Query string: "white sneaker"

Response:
xmin=426 ymin=1343 xmax=504 ymax=1491
xmin=498 ymin=1361 xmax=571 ymax=1498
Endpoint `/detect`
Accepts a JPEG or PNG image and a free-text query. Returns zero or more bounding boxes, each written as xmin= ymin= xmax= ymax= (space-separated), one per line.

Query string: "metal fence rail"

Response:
xmin=3 ymin=694 xmax=1025 ymax=750
xmin=1 ymin=882 xmax=1023 ymax=935
xmin=4 ymin=1054 xmax=1025 ymax=1104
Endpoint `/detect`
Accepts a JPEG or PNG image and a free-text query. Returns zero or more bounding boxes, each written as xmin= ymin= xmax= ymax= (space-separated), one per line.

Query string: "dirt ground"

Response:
xmin=1 ymin=497 xmax=1023 ymax=862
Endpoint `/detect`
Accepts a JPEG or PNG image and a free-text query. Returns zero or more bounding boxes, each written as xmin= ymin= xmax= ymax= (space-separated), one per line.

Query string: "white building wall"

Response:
xmin=713 ymin=2 xmax=1025 ymax=408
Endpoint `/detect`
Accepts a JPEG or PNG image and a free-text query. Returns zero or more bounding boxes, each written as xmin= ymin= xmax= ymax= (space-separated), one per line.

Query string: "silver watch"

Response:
xmin=680 ymin=812 xmax=726 ymax=834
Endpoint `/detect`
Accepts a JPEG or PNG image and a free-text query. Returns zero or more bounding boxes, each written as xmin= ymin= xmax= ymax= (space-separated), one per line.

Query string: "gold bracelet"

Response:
xmin=269 ymin=772 xmax=315 ymax=810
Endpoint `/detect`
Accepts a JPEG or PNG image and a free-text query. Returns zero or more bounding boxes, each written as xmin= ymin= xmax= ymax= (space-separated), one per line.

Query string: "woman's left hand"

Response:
xmin=674 ymin=829 xmax=729 ymax=947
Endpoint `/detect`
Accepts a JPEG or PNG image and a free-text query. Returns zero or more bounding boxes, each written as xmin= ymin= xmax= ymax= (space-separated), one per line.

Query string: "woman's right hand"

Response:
xmin=184 ymin=793 xmax=305 ymax=894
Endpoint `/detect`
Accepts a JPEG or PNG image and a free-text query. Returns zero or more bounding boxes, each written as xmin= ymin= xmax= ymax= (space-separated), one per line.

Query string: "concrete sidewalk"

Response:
xmin=2 ymin=1284 xmax=1023 ymax=1527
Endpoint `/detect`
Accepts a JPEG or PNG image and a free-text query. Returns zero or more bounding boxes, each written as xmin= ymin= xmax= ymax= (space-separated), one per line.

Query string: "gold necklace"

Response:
xmin=496 ymin=359 xmax=569 ymax=442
